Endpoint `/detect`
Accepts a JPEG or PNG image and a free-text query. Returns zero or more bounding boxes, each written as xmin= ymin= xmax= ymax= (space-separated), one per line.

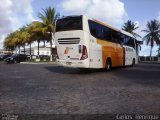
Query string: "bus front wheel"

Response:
xmin=105 ymin=59 xmax=111 ymax=72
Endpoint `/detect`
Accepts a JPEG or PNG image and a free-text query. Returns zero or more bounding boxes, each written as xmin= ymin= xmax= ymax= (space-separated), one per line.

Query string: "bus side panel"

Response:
xmin=83 ymin=32 xmax=90 ymax=68
xmin=89 ymin=36 xmax=103 ymax=68
xmin=116 ymin=44 xmax=124 ymax=66
xmin=96 ymin=40 xmax=124 ymax=68
xmin=123 ymin=46 xmax=136 ymax=66
xmin=96 ymin=40 xmax=117 ymax=68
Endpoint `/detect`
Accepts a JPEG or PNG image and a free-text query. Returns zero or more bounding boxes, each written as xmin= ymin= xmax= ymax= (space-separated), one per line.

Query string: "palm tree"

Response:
xmin=14 ymin=31 xmax=23 ymax=54
xmin=4 ymin=33 xmax=16 ymax=53
xmin=38 ymin=6 xmax=60 ymax=61
xmin=157 ymin=46 xmax=160 ymax=57
xmin=25 ymin=24 xmax=35 ymax=58
xmin=142 ymin=20 xmax=160 ymax=59
xmin=4 ymin=31 xmax=22 ymax=54
xmin=4 ymin=28 xmax=30 ymax=55
xmin=29 ymin=21 xmax=46 ymax=57
xmin=122 ymin=20 xmax=141 ymax=38
xmin=19 ymin=26 xmax=31 ymax=55
xmin=4 ymin=26 xmax=32 ymax=55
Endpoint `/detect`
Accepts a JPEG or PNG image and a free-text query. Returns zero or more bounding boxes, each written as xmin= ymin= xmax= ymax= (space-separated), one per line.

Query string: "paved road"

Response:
xmin=0 ymin=62 xmax=160 ymax=114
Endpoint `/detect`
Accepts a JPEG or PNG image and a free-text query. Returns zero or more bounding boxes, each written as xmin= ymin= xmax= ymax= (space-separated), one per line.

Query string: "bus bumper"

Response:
xmin=56 ymin=59 xmax=89 ymax=68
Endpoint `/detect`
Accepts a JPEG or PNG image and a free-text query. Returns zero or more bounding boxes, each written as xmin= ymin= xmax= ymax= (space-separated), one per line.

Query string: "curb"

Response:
xmin=139 ymin=61 xmax=160 ymax=64
xmin=20 ymin=62 xmax=57 ymax=65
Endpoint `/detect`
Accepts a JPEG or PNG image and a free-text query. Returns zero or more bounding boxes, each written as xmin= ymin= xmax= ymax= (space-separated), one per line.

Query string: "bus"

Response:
xmin=55 ymin=15 xmax=140 ymax=71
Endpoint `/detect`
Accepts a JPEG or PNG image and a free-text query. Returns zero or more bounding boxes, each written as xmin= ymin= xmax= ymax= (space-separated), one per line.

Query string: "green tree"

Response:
xmin=28 ymin=21 xmax=47 ymax=57
xmin=122 ymin=20 xmax=141 ymax=38
xmin=38 ymin=6 xmax=60 ymax=61
xmin=25 ymin=24 xmax=35 ymax=58
xmin=14 ymin=30 xmax=24 ymax=54
xmin=19 ymin=26 xmax=31 ymax=54
xmin=4 ymin=33 xmax=16 ymax=53
xmin=142 ymin=20 xmax=160 ymax=59
xmin=4 ymin=31 xmax=23 ymax=54
xmin=4 ymin=27 xmax=30 ymax=55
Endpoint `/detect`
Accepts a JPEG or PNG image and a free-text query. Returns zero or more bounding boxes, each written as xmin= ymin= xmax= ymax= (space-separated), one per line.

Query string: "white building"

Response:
xmin=0 ymin=49 xmax=3 ymax=54
xmin=21 ymin=44 xmax=55 ymax=56
xmin=32 ymin=47 xmax=51 ymax=56
xmin=0 ymin=49 xmax=15 ymax=54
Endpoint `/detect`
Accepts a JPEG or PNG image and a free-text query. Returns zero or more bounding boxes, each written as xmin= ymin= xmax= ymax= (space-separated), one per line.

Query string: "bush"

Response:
xmin=27 ymin=59 xmax=36 ymax=62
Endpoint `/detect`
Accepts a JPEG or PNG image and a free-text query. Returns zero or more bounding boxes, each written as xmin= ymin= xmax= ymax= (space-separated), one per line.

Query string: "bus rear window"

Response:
xmin=56 ymin=16 xmax=82 ymax=32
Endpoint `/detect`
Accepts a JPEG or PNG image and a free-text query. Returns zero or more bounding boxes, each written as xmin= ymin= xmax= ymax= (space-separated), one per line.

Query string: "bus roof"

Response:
xmin=120 ymin=30 xmax=133 ymax=37
xmin=58 ymin=15 xmax=143 ymax=43
xmin=58 ymin=15 xmax=82 ymax=20
xmin=90 ymin=17 xmax=134 ymax=38
xmin=92 ymin=18 xmax=120 ymax=32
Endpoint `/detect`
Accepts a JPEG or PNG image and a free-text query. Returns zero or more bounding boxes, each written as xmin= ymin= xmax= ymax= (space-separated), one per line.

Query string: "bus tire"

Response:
xmin=79 ymin=68 xmax=89 ymax=72
xmin=131 ymin=58 xmax=135 ymax=67
xmin=105 ymin=58 xmax=111 ymax=72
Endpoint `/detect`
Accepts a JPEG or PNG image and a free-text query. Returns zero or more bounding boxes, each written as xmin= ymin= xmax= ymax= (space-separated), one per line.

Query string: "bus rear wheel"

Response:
xmin=105 ymin=59 xmax=111 ymax=72
xmin=79 ymin=68 xmax=89 ymax=72
xmin=131 ymin=59 xmax=135 ymax=67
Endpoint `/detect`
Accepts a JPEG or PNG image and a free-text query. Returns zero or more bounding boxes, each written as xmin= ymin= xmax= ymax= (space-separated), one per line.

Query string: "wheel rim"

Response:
xmin=107 ymin=64 xmax=110 ymax=70
xmin=106 ymin=61 xmax=110 ymax=71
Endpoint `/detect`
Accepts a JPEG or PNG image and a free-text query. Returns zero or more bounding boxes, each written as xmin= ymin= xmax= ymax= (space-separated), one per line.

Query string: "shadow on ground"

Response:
xmin=45 ymin=63 xmax=160 ymax=87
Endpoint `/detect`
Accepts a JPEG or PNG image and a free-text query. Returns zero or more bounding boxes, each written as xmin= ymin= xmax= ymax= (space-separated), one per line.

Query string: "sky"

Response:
xmin=0 ymin=0 xmax=160 ymax=56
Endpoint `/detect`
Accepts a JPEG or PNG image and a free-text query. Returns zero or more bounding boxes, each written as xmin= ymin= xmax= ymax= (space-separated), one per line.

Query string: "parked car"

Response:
xmin=5 ymin=54 xmax=28 ymax=63
xmin=0 ymin=54 xmax=12 ymax=61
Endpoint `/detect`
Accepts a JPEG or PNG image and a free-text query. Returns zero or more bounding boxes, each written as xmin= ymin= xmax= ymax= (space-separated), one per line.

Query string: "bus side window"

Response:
xmin=119 ymin=33 xmax=125 ymax=45
xmin=111 ymin=31 xmax=119 ymax=43
xmin=88 ymin=20 xmax=96 ymax=37
xmin=94 ymin=23 xmax=105 ymax=40
xmin=124 ymin=36 xmax=129 ymax=46
xmin=104 ymin=27 xmax=112 ymax=42
xmin=124 ymin=36 xmax=135 ymax=48
xmin=96 ymin=24 xmax=103 ymax=39
xmin=130 ymin=38 xmax=135 ymax=48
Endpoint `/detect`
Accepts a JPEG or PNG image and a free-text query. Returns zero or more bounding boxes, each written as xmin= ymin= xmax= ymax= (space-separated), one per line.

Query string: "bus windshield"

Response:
xmin=56 ymin=16 xmax=82 ymax=32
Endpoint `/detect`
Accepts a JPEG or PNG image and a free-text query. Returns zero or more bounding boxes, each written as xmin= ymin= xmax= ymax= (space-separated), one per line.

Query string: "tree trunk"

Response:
xmin=150 ymin=46 xmax=153 ymax=61
xmin=37 ymin=40 xmax=40 ymax=58
xmin=19 ymin=46 xmax=20 ymax=55
xmin=44 ymin=41 xmax=45 ymax=47
xmin=158 ymin=45 xmax=160 ymax=57
xmin=30 ymin=43 xmax=32 ymax=59
xmin=50 ymin=32 xmax=53 ymax=62
xmin=24 ymin=45 xmax=25 ymax=55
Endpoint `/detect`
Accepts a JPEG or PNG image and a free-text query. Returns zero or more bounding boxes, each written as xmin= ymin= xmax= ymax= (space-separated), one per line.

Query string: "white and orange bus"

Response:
xmin=55 ymin=15 xmax=140 ymax=71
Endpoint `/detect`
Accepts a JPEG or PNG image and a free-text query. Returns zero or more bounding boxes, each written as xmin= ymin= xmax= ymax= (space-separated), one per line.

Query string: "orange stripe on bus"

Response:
xmin=97 ymin=39 xmax=123 ymax=68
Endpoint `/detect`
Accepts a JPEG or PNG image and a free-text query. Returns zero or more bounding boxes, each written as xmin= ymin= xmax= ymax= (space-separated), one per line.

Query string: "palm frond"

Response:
xmin=142 ymin=19 xmax=160 ymax=48
xmin=141 ymin=30 xmax=150 ymax=33
xmin=122 ymin=20 xmax=140 ymax=38
xmin=132 ymin=32 xmax=142 ymax=38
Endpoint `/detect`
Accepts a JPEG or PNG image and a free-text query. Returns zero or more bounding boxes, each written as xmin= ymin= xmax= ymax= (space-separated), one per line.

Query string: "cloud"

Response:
xmin=134 ymin=20 xmax=148 ymax=38
xmin=139 ymin=45 xmax=159 ymax=56
xmin=157 ymin=12 xmax=160 ymax=21
xmin=61 ymin=0 xmax=127 ymax=27
xmin=0 ymin=0 xmax=35 ymax=49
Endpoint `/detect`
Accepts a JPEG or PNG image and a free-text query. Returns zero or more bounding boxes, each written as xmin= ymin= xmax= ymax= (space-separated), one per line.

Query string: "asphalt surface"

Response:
xmin=0 ymin=61 xmax=160 ymax=114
